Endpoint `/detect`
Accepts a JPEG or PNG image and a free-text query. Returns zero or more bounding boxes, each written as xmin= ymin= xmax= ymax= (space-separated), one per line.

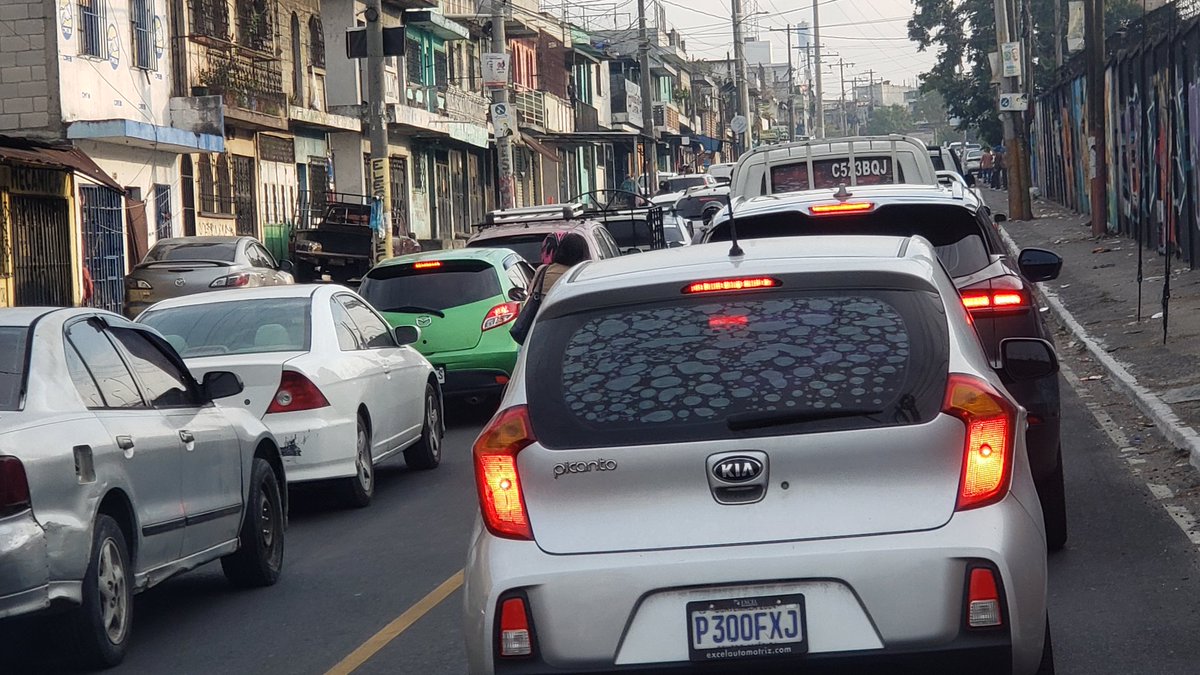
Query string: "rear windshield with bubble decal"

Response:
xmin=526 ymin=289 xmax=949 ymax=447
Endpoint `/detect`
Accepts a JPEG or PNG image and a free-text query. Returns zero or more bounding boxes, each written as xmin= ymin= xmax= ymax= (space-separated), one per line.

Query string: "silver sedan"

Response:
xmin=0 ymin=308 xmax=288 ymax=669
xmin=464 ymin=236 xmax=1055 ymax=673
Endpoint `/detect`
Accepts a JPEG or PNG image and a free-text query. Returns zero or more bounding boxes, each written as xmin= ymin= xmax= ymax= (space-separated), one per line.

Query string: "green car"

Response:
xmin=358 ymin=248 xmax=535 ymax=399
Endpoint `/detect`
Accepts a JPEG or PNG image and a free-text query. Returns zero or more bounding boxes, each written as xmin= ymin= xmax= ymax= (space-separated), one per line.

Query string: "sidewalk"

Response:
xmin=983 ymin=189 xmax=1200 ymax=467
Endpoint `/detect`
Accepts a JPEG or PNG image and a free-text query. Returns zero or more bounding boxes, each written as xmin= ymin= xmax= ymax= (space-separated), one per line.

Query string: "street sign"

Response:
xmin=482 ymin=54 xmax=511 ymax=88
xmin=730 ymin=115 xmax=749 ymax=134
xmin=1001 ymin=41 xmax=1021 ymax=78
xmin=998 ymin=93 xmax=1029 ymax=112
xmin=491 ymin=102 xmax=517 ymax=138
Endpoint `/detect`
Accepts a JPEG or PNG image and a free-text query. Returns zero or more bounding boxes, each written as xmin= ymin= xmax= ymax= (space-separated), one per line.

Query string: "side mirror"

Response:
xmin=1018 ymin=247 xmax=1063 ymax=282
xmin=993 ymin=213 xmax=1008 ymax=223
xmin=393 ymin=325 xmax=420 ymax=346
xmin=279 ymin=259 xmax=296 ymax=274
xmin=965 ymin=173 xmax=977 ymax=187
xmin=508 ymin=286 xmax=529 ymax=302
xmin=1000 ymin=338 xmax=1059 ymax=381
xmin=203 ymin=371 xmax=244 ymax=400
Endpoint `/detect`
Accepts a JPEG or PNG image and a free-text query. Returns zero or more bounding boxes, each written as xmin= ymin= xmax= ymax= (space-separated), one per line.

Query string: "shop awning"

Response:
xmin=520 ymin=132 xmax=560 ymax=162
xmin=0 ymin=136 xmax=124 ymax=192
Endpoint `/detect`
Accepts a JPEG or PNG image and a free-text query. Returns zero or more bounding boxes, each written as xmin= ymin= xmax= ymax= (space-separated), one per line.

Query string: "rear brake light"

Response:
xmin=210 ymin=273 xmax=254 ymax=288
xmin=473 ymin=406 xmax=534 ymax=539
xmin=809 ymin=201 xmax=875 ymax=215
xmin=966 ymin=567 xmax=1003 ymax=628
xmin=0 ymin=457 xmax=31 ymax=518
xmin=683 ymin=277 xmax=781 ymax=294
xmin=960 ymin=277 xmax=1029 ymax=313
xmin=943 ymin=374 xmax=1016 ymax=510
xmin=126 ymin=278 xmax=152 ymax=290
xmin=708 ymin=314 xmax=749 ymax=329
xmin=482 ymin=302 xmax=521 ymax=331
xmin=413 ymin=261 xmax=442 ymax=269
xmin=498 ymin=596 xmax=535 ymax=658
xmin=266 ymin=371 xmax=330 ymax=414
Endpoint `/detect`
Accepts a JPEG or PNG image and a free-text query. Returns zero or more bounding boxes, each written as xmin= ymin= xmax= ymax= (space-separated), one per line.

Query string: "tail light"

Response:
xmin=943 ymin=374 xmax=1016 ymax=510
xmin=210 ymin=273 xmax=254 ymax=288
xmin=959 ymin=276 xmax=1029 ymax=314
xmin=683 ymin=277 xmax=781 ymax=294
xmin=497 ymin=595 xmax=535 ymax=658
xmin=266 ymin=371 xmax=330 ymax=414
xmin=0 ymin=457 xmax=31 ymax=518
xmin=126 ymin=278 xmax=152 ymax=290
xmin=808 ymin=201 xmax=875 ymax=215
xmin=482 ymin=302 xmax=521 ymax=331
xmin=966 ymin=566 xmax=1003 ymax=628
xmin=473 ymin=406 xmax=534 ymax=540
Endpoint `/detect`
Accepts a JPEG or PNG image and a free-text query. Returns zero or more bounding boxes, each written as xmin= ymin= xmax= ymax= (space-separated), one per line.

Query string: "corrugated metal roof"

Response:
xmin=0 ymin=136 xmax=124 ymax=193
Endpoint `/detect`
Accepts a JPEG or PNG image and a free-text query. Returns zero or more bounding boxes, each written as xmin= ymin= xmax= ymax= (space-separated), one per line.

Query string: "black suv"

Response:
xmin=706 ymin=183 xmax=1068 ymax=550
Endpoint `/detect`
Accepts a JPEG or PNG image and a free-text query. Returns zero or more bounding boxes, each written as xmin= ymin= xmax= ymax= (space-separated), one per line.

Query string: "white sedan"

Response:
xmin=137 ymin=285 xmax=443 ymax=507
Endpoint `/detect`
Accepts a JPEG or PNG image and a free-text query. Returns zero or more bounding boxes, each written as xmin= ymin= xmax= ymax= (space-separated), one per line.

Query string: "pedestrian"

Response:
xmin=511 ymin=232 xmax=593 ymax=344
xmin=980 ymin=149 xmax=994 ymax=185
xmin=994 ymin=149 xmax=1007 ymax=189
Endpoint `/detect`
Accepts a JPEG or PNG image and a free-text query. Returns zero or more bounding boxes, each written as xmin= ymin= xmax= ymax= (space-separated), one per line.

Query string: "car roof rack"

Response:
xmin=477 ymin=203 xmax=587 ymax=229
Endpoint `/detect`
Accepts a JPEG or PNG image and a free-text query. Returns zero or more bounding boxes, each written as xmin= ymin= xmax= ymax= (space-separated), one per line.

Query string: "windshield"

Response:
xmin=668 ymin=176 xmax=709 ymax=192
xmin=708 ymin=204 xmax=993 ymax=278
xmin=526 ymin=288 xmax=947 ymax=448
xmin=676 ymin=194 xmax=730 ymax=219
xmin=144 ymin=241 xmax=237 ymax=263
xmin=359 ymin=261 xmax=502 ymax=312
xmin=139 ymin=298 xmax=312 ymax=357
xmin=0 ymin=326 xmax=29 ymax=410
xmin=604 ymin=219 xmax=655 ymax=249
xmin=467 ymin=235 xmax=544 ymax=264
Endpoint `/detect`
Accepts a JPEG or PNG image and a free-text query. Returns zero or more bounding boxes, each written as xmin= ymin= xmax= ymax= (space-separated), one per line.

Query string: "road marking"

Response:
xmin=1148 ymin=483 xmax=1175 ymax=501
xmin=325 ymin=570 xmax=465 ymax=675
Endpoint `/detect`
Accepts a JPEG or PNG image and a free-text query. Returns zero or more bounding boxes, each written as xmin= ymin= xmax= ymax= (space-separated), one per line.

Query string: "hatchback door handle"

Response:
xmin=116 ymin=435 xmax=135 ymax=450
xmin=180 ymin=430 xmax=195 ymax=444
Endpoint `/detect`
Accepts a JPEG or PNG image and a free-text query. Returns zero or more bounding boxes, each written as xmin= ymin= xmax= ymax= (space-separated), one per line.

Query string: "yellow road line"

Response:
xmin=325 ymin=569 xmax=465 ymax=675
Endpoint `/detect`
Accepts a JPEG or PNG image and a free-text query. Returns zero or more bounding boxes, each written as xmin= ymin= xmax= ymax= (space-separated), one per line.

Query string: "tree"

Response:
xmin=864 ymin=105 xmax=916 ymax=135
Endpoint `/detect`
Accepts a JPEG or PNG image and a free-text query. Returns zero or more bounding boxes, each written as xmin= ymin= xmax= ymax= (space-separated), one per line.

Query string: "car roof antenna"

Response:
xmin=728 ymin=205 xmax=744 ymax=258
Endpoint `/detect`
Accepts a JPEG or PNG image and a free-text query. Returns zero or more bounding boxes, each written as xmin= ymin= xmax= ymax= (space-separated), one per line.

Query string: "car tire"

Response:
xmin=404 ymin=383 xmax=443 ymax=470
xmin=342 ymin=415 xmax=375 ymax=508
xmin=1035 ymin=617 xmax=1055 ymax=674
xmin=1038 ymin=448 xmax=1068 ymax=552
xmin=221 ymin=457 xmax=285 ymax=588
xmin=67 ymin=514 xmax=133 ymax=669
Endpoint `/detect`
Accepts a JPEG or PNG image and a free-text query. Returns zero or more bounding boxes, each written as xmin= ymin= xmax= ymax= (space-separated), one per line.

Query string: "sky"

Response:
xmin=551 ymin=0 xmax=939 ymax=96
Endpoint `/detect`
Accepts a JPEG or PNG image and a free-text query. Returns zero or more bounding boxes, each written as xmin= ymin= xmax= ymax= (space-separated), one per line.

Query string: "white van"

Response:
xmin=728 ymin=135 xmax=939 ymax=201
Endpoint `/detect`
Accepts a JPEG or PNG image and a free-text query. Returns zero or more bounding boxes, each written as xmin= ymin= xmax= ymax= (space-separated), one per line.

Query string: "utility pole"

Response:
xmin=993 ymin=0 xmax=1032 ymax=220
xmin=1084 ymin=0 xmax=1105 ymax=235
xmin=787 ymin=24 xmax=796 ymax=141
xmin=812 ymin=0 xmax=824 ymax=137
xmin=1054 ymin=0 xmax=1064 ymax=67
xmin=732 ymin=0 xmax=752 ymax=152
xmin=491 ymin=0 xmax=516 ymax=210
xmin=836 ymin=58 xmax=852 ymax=135
xmin=637 ymin=0 xmax=657 ymax=189
xmin=366 ymin=0 xmax=392 ymax=257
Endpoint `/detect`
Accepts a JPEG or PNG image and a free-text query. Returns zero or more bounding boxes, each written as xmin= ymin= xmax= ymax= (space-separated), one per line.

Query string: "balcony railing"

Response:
xmin=575 ymin=101 xmax=600 ymax=132
xmin=654 ymin=102 xmax=680 ymax=135
xmin=514 ymin=89 xmax=575 ymax=134
xmin=189 ymin=42 xmax=286 ymax=118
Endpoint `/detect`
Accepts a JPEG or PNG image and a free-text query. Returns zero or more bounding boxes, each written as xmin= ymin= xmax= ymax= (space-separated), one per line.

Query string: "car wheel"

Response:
xmin=342 ymin=415 xmax=375 ymax=508
xmin=1035 ymin=617 xmax=1055 ymax=674
xmin=1037 ymin=448 xmax=1068 ymax=552
xmin=404 ymin=383 xmax=443 ymax=470
xmin=67 ymin=514 xmax=132 ymax=669
xmin=221 ymin=457 xmax=285 ymax=587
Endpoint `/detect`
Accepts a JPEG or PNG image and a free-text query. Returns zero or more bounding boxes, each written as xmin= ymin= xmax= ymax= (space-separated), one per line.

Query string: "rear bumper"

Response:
xmin=441 ymin=369 xmax=511 ymax=396
xmin=464 ymin=494 xmax=1047 ymax=675
xmin=0 ymin=512 xmax=50 ymax=620
xmin=264 ymin=408 xmax=358 ymax=484
xmin=427 ymin=348 xmax=518 ymax=396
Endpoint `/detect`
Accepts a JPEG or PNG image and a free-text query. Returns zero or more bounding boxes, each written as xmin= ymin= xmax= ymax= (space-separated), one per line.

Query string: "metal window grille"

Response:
xmin=78 ymin=0 xmax=107 ymax=58
xmin=11 ymin=196 xmax=72 ymax=307
xmin=132 ymin=0 xmax=157 ymax=70
xmin=238 ymin=0 xmax=274 ymax=52
xmin=188 ymin=0 xmax=229 ymax=40
xmin=309 ymin=16 xmax=325 ymax=69
xmin=79 ymin=186 xmax=126 ymax=314
xmin=153 ymin=184 xmax=172 ymax=240
xmin=434 ymin=50 xmax=448 ymax=94
xmin=232 ymin=155 xmax=257 ymax=236
xmin=406 ymin=40 xmax=422 ymax=85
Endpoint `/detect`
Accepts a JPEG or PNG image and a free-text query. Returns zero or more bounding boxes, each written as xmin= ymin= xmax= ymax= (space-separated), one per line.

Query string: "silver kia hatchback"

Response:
xmin=464 ymin=236 xmax=1055 ymax=674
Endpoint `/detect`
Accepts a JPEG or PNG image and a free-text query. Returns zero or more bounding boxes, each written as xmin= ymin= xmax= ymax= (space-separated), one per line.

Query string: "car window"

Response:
xmin=330 ymin=298 xmax=364 ymax=350
xmin=109 ymin=328 xmax=202 ymax=408
xmin=339 ymin=296 xmax=396 ymax=348
xmin=360 ymin=260 xmax=504 ymax=312
xmin=138 ymin=298 xmax=312 ymax=357
xmin=770 ymin=158 xmax=906 ymax=192
xmin=65 ymin=320 xmax=144 ymax=408
xmin=467 ymin=234 xmax=546 ymax=264
xmin=596 ymin=227 xmax=621 ymax=259
xmin=668 ymin=176 xmax=710 ymax=192
xmin=64 ymin=341 xmax=105 ymax=409
xmin=0 ymin=326 xmax=28 ymax=410
xmin=604 ymin=219 xmax=654 ymax=250
xmin=504 ymin=257 xmax=530 ymax=289
xmin=247 ymin=244 xmax=276 ymax=269
xmin=144 ymin=240 xmax=237 ymax=263
xmin=929 ymin=154 xmax=945 ymax=171
xmin=708 ymin=204 xmax=994 ymax=278
xmin=526 ymin=288 xmax=948 ymax=448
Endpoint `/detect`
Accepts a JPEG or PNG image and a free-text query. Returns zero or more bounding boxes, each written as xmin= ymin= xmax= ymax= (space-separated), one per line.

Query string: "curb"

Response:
xmin=997 ymin=224 xmax=1200 ymax=470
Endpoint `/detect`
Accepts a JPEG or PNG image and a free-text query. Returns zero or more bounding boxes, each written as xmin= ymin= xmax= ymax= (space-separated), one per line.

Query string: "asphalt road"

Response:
xmin=7 ymin=367 xmax=1200 ymax=674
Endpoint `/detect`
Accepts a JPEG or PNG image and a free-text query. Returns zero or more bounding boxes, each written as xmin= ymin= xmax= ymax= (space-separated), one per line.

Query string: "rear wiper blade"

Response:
xmin=726 ymin=407 xmax=883 ymax=431
xmin=384 ymin=305 xmax=446 ymax=318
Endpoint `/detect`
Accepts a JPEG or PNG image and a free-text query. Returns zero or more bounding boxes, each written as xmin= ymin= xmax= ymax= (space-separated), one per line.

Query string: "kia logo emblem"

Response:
xmin=712 ymin=456 xmax=763 ymax=483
